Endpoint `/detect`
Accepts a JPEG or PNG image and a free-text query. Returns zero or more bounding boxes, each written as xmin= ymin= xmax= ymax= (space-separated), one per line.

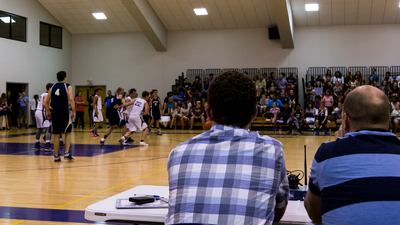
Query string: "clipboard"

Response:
xmin=116 ymin=198 xmax=169 ymax=209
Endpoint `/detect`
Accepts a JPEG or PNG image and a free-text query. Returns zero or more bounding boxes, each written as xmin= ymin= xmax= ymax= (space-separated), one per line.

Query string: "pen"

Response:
xmin=133 ymin=194 xmax=161 ymax=198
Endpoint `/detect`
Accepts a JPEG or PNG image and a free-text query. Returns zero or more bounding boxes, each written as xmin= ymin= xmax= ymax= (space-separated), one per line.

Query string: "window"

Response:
xmin=0 ymin=10 xmax=27 ymax=42
xmin=40 ymin=22 xmax=62 ymax=49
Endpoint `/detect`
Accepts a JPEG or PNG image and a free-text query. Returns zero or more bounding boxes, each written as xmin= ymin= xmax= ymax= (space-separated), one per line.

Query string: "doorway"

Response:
xmin=6 ymin=82 xmax=29 ymax=128
xmin=75 ymin=85 xmax=107 ymax=127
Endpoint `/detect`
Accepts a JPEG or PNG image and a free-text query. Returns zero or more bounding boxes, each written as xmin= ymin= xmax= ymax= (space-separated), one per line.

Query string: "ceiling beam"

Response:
xmin=271 ymin=0 xmax=294 ymax=49
xmin=121 ymin=0 xmax=167 ymax=51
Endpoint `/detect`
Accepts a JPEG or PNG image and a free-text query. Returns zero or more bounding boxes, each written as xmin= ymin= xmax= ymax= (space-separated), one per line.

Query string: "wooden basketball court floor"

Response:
xmin=0 ymin=127 xmax=353 ymax=224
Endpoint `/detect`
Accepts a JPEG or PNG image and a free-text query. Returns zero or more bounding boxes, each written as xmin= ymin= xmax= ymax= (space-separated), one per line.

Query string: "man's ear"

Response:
xmin=343 ymin=113 xmax=351 ymax=134
xmin=205 ymin=103 xmax=213 ymax=121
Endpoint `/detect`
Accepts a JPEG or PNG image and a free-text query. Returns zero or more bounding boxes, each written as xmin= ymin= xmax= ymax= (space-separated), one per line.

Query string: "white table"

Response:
xmin=85 ymin=185 xmax=314 ymax=225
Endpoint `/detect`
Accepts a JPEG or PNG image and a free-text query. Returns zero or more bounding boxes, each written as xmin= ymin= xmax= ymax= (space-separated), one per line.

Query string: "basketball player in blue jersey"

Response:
xmin=45 ymin=71 xmax=75 ymax=162
xmin=91 ymin=88 xmax=103 ymax=137
xmin=34 ymin=83 xmax=53 ymax=151
xmin=100 ymin=87 xmax=128 ymax=145
xmin=148 ymin=89 xmax=162 ymax=136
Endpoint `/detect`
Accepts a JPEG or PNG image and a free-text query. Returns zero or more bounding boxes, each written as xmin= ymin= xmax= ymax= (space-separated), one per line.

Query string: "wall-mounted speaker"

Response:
xmin=268 ymin=27 xmax=280 ymax=40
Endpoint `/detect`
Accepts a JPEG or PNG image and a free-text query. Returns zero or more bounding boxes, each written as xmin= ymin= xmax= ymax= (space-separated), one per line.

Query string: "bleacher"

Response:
xmin=170 ymin=65 xmax=400 ymax=132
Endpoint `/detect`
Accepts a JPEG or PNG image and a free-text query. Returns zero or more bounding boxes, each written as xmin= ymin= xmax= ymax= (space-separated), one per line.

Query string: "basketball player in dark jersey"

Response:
xmin=100 ymin=87 xmax=128 ymax=145
xmin=148 ymin=89 xmax=162 ymax=135
xmin=45 ymin=71 xmax=75 ymax=162
xmin=287 ymin=103 xmax=306 ymax=135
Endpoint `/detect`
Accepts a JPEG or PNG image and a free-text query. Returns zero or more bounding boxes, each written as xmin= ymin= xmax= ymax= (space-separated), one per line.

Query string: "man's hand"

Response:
xmin=71 ymin=112 xmax=76 ymax=121
xmin=95 ymin=110 xmax=98 ymax=116
xmin=47 ymin=110 xmax=51 ymax=119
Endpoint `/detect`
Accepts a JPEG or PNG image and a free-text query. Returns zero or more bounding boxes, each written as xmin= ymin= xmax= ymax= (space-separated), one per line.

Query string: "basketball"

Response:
xmin=204 ymin=121 xmax=213 ymax=130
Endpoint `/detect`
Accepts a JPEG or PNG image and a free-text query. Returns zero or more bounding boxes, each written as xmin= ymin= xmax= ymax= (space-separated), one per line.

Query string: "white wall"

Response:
xmin=71 ymin=24 xmax=400 ymax=101
xmin=0 ymin=0 xmax=71 ymax=125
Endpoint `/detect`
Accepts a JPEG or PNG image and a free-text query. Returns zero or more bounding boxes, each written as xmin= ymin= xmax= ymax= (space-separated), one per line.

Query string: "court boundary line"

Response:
xmin=0 ymin=156 xmax=168 ymax=173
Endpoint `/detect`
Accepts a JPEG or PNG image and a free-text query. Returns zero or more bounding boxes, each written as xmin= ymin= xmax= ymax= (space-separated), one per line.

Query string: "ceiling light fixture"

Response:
xmin=305 ymin=3 xmax=319 ymax=11
xmin=194 ymin=8 xmax=208 ymax=16
xmin=92 ymin=12 xmax=107 ymax=20
xmin=0 ymin=17 xmax=16 ymax=23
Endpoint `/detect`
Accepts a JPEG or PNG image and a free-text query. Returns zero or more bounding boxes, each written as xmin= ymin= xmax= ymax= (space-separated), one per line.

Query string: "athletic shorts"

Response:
xmin=317 ymin=117 xmax=327 ymax=125
xmin=35 ymin=110 xmax=50 ymax=128
xmin=128 ymin=116 xmax=148 ymax=132
xmin=19 ymin=106 xmax=27 ymax=117
xmin=0 ymin=110 xmax=7 ymax=116
xmin=93 ymin=110 xmax=103 ymax=123
xmin=193 ymin=117 xmax=203 ymax=123
xmin=150 ymin=109 xmax=161 ymax=120
xmin=287 ymin=118 xmax=299 ymax=128
xmin=107 ymin=113 xmax=126 ymax=128
xmin=51 ymin=109 xmax=72 ymax=134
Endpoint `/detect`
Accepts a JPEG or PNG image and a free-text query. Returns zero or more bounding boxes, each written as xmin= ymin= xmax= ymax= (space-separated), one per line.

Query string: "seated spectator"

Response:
xmin=332 ymin=102 xmax=343 ymax=124
xmin=287 ymin=103 xmax=305 ymax=135
xmin=391 ymin=104 xmax=400 ymax=134
xmin=167 ymin=98 xmax=174 ymax=110
xmin=270 ymin=102 xmax=281 ymax=132
xmin=269 ymin=71 xmax=278 ymax=84
xmin=164 ymin=92 xmax=173 ymax=104
xmin=309 ymin=76 xmax=316 ymax=87
xmin=288 ymin=89 xmax=296 ymax=101
xmin=344 ymin=72 xmax=352 ymax=84
xmin=316 ymin=75 xmax=324 ymax=84
xmin=385 ymin=71 xmax=393 ymax=83
xmin=172 ymin=92 xmax=182 ymax=102
xmin=314 ymin=102 xmax=330 ymax=135
xmin=322 ymin=90 xmax=334 ymax=113
xmin=276 ymin=74 xmax=288 ymax=91
xmin=360 ymin=79 xmax=366 ymax=86
xmin=323 ymin=81 xmax=333 ymax=94
xmin=310 ymin=90 xmax=317 ymax=102
xmin=396 ymin=73 xmax=400 ymax=83
xmin=281 ymin=102 xmax=292 ymax=120
xmin=286 ymin=73 xmax=296 ymax=86
xmin=285 ymin=83 xmax=294 ymax=94
xmin=368 ymin=67 xmax=379 ymax=83
xmin=392 ymin=82 xmax=399 ymax=97
xmin=343 ymin=81 xmax=352 ymax=93
xmin=183 ymin=78 xmax=192 ymax=90
xmin=267 ymin=95 xmax=283 ymax=109
xmin=279 ymin=91 xmax=291 ymax=107
xmin=314 ymin=96 xmax=321 ymax=109
xmin=167 ymin=71 xmax=289 ymax=224
xmin=268 ymin=86 xmax=278 ymax=99
xmin=345 ymin=82 xmax=356 ymax=96
xmin=333 ymin=71 xmax=343 ymax=84
xmin=305 ymin=102 xmax=316 ymax=125
xmin=355 ymin=70 xmax=362 ymax=81
xmin=202 ymin=77 xmax=210 ymax=99
xmin=189 ymin=100 xmax=205 ymax=130
xmin=255 ymin=75 xmax=266 ymax=96
xmin=325 ymin=74 xmax=332 ymax=84
xmin=326 ymin=69 xmax=332 ymax=77
xmin=305 ymin=85 xmax=400 ymax=224
xmin=333 ymin=81 xmax=342 ymax=96
xmin=266 ymin=76 xmax=275 ymax=89
xmin=170 ymin=102 xmax=181 ymax=129
xmin=314 ymin=81 xmax=323 ymax=96
xmin=305 ymin=83 xmax=313 ymax=95
xmin=192 ymin=76 xmax=202 ymax=93
xmin=161 ymin=102 xmax=172 ymax=128
xmin=208 ymin=73 xmax=214 ymax=84
xmin=258 ymin=94 xmax=268 ymax=114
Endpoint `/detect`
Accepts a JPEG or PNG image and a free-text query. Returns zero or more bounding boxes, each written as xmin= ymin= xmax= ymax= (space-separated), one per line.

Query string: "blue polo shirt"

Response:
xmin=267 ymin=99 xmax=283 ymax=108
xmin=368 ymin=74 xmax=379 ymax=83
xmin=18 ymin=96 xmax=29 ymax=107
xmin=309 ymin=129 xmax=400 ymax=225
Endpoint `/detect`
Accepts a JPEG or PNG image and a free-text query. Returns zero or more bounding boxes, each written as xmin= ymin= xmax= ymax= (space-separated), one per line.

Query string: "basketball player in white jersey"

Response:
xmin=34 ymin=83 xmax=53 ymax=151
xmin=122 ymin=88 xmax=137 ymax=144
xmin=117 ymin=91 xmax=150 ymax=146
xmin=91 ymin=88 xmax=103 ymax=137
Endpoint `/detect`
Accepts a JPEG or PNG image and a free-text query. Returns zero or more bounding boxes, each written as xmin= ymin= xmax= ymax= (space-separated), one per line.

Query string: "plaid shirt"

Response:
xmin=166 ymin=124 xmax=289 ymax=225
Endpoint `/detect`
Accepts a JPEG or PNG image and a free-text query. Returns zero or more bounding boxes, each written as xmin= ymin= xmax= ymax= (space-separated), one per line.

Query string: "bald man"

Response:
xmin=304 ymin=85 xmax=400 ymax=225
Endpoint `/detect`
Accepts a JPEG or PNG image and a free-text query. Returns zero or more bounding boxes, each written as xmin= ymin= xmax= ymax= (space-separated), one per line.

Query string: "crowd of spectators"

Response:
xmin=306 ymin=68 xmax=400 ymax=133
